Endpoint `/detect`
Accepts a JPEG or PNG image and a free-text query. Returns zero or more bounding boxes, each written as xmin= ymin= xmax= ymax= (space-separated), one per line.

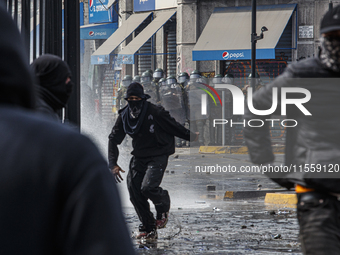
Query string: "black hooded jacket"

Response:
xmin=244 ymin=56 xmax=340 ymax=193
xmin=0 ymin=7 xmax=135 ymax=255
xmin=31 ymin=54 xmax=73 ymax=121
xmin=108 ymin=101 xmax=196 ymax=168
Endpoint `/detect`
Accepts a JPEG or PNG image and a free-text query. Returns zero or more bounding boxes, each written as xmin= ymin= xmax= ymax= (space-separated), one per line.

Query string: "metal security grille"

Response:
xmin=101 ymin=67 xmax=116 ymax=126
xmin=4 ymin=0 xmax=80 ymax=127
xmin=166 ymin=30 xmax=176 ymax=77
xmin=138 ymin=38 xmax=152 ymax=75
xmin=224 ymin=60 xmax=288 ymax=145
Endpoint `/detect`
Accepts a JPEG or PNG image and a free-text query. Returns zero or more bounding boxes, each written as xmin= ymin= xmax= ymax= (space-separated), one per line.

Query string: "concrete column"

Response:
xmin=120 ymin=0 xmax=133 ymax=76
xmin=81 ymin=0 xmax=96 ymax=88
xmin=177 ymin=0 xmax=198 ymax=75
xmin=155 ymin=12 xmax=164 ymax=71
xmin=215 ymin=61 xmax=222 ymax=76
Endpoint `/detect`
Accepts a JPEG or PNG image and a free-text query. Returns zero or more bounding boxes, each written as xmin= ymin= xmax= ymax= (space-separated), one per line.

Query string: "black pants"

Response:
xmin=127 ymin=155 xmax=170 ymax=232
xmin=297 ymin=192 xmax=340 ymax=255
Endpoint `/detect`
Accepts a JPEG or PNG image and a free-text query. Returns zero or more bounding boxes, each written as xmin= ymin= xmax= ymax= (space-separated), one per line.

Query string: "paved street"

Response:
xmin=113 ymin=146 xmax=302 ymax=254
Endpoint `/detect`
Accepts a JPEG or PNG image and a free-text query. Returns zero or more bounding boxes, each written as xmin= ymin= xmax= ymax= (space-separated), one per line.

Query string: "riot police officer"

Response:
xmin=158 ymin=77 xmax=166 ymax=87
xmin=224 ymin=73 xmax=236 ymax=145
xmin=243 ymin=72 xmax=262 ymax=96
xmin=177 ymin=72 xmax=190 ymax=131
xmin=157 ymin=78 xmax=166 ymax=107
xmin=159 ymin=75 xmax=186 ymax=147
xmin=152 ymin=68 xmax=164 ymax=104
xmin=141 ymin=71 xmax=159 ymax=104
xmin=186 ymin=71 xmax=207 ymax=146
xmin=117 ymin=75 xmax=132 ymax=110
xmin=190 ymin=70 xmax=201 ymax=82
xmin=153 ymin=68 xmax=164 ymax=83
xmin=133 ymin=75 xmax=141 ymax=83
xmin=178 ymin=72 xmax=189 ymax=87
xmin=209 ymin=74 xmax=223 ymax=145
xmin=147 ymin=69 xmax=153 ymax=76
xmin=222 ymin=73 xmax=234 ymax=84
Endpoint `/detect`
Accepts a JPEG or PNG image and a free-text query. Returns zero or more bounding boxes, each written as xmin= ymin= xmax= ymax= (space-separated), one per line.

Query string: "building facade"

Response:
xmin=83 ymin=0 xmax=333 ymax=138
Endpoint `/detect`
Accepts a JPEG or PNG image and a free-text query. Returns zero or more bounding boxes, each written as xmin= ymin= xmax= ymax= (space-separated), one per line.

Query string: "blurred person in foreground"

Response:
xmin=244 ymin=6 xmax=340 ymax=255
xmin=31 ymin=54 xmax=73 ymax=121
xmin=108 ymin=82 xmax=199 ymax=241
xmin=0 ymin=6 xmax=135 ymax=255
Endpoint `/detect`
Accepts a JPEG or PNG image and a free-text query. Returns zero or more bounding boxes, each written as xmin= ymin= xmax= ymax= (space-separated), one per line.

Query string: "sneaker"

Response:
xmin=136 ymin=229 xmax=158 ymax=240
xmin=144 ymin=229 xmax=158 ymax=241
xmin=136 ymin=231 xmax=147 ymax=239
xmin=156 ymin=212 xmax=169 ymax=229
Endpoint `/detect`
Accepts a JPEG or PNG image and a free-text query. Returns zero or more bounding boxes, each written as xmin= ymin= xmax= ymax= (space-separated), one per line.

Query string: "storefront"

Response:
xmin=192 ymin=4 xmax=297 ymax=144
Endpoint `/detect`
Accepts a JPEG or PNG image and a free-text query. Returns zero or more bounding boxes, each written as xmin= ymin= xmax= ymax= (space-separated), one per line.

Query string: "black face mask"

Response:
xmin=128 ymin=100 xmax=144 ymax=118
xmin=320 ymin=36 xmax=340 ymax=72
xmin=66 ymin=81 xmax=73 ymax=97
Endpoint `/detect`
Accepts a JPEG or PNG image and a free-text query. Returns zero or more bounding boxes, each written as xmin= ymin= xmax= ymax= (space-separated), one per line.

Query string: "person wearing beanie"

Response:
xmin=31 ymin=54 xmax=73 ymax=121
xmin=243 ymin=5 xmax=340 ymax=255
xmin=0 ymin=6 xmax=135 ymax=255
xmin=108 ymin=82 xmax=199 ymax=241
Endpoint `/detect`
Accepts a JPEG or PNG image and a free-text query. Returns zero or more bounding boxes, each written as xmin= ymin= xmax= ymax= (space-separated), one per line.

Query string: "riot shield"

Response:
xmin=159 ymin=84 xmax=186 ymax=124
xmin=143 ymin=81 xmax=160 ymax=105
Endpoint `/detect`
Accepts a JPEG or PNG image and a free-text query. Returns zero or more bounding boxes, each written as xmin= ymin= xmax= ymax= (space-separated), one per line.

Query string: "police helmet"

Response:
xmin=153 ymin=68 xmax=164 ymax=79
xmin=122 ymin=75 xmax=132 ymax=87
xmin=190 ymin=70 xmax=201 ymax=80
xmin=222 ymin=73 xmax=234 ymax=84
xmin=159 ymin=78 xmax=166 ymax=87
xmin=166 ymin=75 xmax=177 ymax=86
xmin=133 ymin=75 xmax=141 ymax=83
xmin=178 ymin=72 xmax=189 ymax=84
xmin=141 ymin=71 xmax=152 ymax=83
xmin=212 ymin=74 xmax=223 ymax=84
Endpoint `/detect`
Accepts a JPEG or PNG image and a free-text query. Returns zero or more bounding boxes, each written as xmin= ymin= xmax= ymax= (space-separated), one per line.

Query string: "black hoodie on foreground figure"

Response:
xmin=0 ymin=6 xmax=135 ymax=255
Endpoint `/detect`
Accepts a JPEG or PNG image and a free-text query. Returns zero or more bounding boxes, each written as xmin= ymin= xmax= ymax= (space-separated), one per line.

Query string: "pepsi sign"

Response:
xmin=80 ymin=22 xmax=118 ymax=40
xmin=222 ymin=51 xmax=229 ymax=60
xmin=222 ymin=51 xmax=245 ymax=60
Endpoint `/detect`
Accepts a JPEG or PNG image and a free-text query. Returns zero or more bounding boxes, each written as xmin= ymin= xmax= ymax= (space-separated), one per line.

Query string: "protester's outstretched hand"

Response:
xmin=111 ymin=165 xmax=125 ymax=183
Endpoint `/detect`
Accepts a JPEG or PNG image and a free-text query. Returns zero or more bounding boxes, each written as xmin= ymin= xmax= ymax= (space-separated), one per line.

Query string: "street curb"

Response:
xmin=199 ymin=145 xmax=285 ymax=154
xmin=223 ymin=189 xmax=291 ymax=200
xmin=264 ymin=193 xmax=297 ymax=206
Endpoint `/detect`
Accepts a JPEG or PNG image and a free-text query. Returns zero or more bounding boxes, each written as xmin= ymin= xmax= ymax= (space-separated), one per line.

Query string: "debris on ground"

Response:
xmin=273 ymin=234 xmax=282 ymax=239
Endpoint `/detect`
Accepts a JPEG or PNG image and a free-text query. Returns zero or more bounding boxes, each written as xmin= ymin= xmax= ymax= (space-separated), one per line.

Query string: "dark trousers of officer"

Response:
xmin=297 ymin=192 xmax=340 ymax=255
xmin=127 ymin=155 xmax=170 ymax=232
